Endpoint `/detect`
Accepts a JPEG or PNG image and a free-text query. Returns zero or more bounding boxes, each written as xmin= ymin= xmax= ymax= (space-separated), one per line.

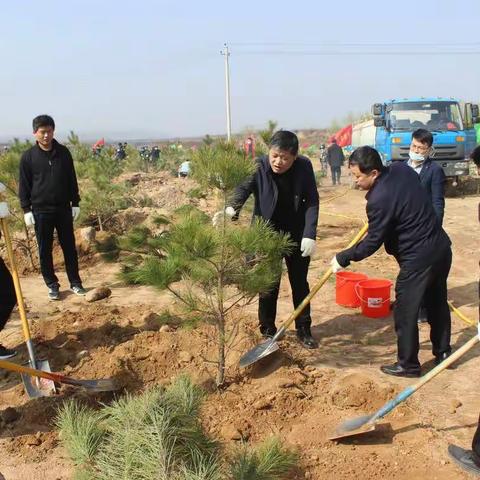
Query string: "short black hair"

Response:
xmin=269 ymin=130 xmax=298 ymax=155
xmin=32 ymin=115 xmax=55 ymax=133
xmin=412 ymin=128 xmax=433 ymax=147
xmin=470 ymin=145 xmax=480 ymax=167
xmin=349 ymin=146 xmax=384 ymax=174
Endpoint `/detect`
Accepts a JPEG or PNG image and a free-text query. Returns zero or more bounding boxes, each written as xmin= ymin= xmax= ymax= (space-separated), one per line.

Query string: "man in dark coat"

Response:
xmin=213 ymin=130 xmax=320 ymax=348
xmin=331 ymin=146 xmax=452 ymax=377
xmin=19 ymin=115 xmax=85 ymax=301
xmin=325 ymin=139 xmax=345 ymax=185
xmin=447 ymin=145 xmax=480 ymax=476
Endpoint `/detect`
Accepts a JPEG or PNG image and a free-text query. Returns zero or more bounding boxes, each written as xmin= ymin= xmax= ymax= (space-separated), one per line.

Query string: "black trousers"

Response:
xmin=0 ymin=257 xmax=16 ymax=332
xmin=33 ymin=209 xmax=82 ymax=289
xmin=394 ymin=248 xmax=452 ymax=371
xmin=330 ymin=166 xmax=341 ymax=185
xmin=473 ymin=414 xmax=480 ymax=467
xmin=258 ymin=244 xmax=311 ymax=332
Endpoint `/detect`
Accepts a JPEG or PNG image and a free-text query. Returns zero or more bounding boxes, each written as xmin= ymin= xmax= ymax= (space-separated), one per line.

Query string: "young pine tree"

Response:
xmin=117 ymin=141 xmax=294 ymax=386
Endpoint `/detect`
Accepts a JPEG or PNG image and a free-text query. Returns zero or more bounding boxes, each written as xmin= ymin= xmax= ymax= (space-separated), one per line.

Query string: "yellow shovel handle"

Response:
xmin=281 ymin=222 xmax=369 ymax=331
xmin=0 ymin=218 xmax=33 ymax=342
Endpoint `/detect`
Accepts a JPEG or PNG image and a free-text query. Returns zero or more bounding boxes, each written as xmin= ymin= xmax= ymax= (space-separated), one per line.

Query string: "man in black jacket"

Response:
xmin=19 ymin=115 xmax=85 ymax=300
xmin=331 ymin=146 xmax=452 ymax=377
xmin=325 ymin=139 xmax=345 ymax=185
xmin=213 ymin=131 xmax=319 ymax=348
xmin=448 ymin=145 xmax=480 ymax=475
xmin=0 ymin=186 xmax=17 ymax=359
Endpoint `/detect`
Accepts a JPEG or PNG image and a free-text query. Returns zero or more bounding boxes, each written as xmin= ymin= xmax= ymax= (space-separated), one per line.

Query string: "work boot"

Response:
xmin=48 ymin=285 xmax=60 ymax=301
xmin=434 ymin=351 xmax=454 ymax=369
xmin=260 ymin=326 xmax=277 ymax=339
xmin=448 ymin=445 xmax=480 ymax=476
xmin=380 ymin=362 xmax=421 ymax=378
xmin=296 ymin=326 xmax=318 ymax=349
xmin=0 ymin=344 xmax=17 ymax=360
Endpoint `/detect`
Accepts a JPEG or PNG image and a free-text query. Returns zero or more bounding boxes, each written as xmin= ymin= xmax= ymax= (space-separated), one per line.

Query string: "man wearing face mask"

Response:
xmin=408 ymin=129 xmax=446 ymax=224
xmin=330 ymin=146 xmax=452 ymax=377
xmin=408 ymin=129 xmax=446 ymax=324
xmin=212 ymin=130 xmax=320 ymax=348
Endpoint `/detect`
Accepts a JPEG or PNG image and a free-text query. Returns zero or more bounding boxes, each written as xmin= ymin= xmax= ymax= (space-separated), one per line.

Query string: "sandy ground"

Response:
xmin=0 ymin=174 xmax=478 ymax=480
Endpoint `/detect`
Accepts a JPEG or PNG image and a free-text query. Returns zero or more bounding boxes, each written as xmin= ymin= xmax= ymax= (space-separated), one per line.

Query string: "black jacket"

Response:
xmin=19 ymin=139 xmax=80 ymax=213
xmin=337 ymin=161 xmax=450 ymax=270
xmin=326 ymin=144 xmax=345 ymax=167
xmin=418 ymin=158 xmax=446 ymax=224
xmin=231 ymin=155 xmax=319 ymax=239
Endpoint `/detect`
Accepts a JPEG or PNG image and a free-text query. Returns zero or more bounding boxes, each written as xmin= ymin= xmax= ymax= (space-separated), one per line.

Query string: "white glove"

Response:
xmin=330 ymin=255 xmax=344 ymax=273
xmin=72 ymin=206 xmax=80 ymax=221
xmin=24 ymin=212 xmax=35 ymax=226
xmin=300 ymin=238 xmax=316 ymax=257
xmin=0 ymin=182 xmax=6 ymax=194
xmin=212 ymin=206 xmax=235 ymax=227
xmin=0 ymin=202 xmax=9 ymax=218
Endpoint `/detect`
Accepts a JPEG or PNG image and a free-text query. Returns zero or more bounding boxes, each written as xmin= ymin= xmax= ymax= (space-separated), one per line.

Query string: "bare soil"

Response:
xmin=0 ymin=171 xmax=478 ymax=480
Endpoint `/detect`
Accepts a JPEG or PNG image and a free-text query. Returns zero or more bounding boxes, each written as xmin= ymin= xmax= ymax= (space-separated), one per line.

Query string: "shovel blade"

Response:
xmin=329 ymin=422 xmax=376 ymax=441
xmin=21 ymin=359 xmax=56 ymax=398
xmin=239 ymin=339 xmax=279 ymax=368
xmin=329 ymin=414 xmax=375 ymax=441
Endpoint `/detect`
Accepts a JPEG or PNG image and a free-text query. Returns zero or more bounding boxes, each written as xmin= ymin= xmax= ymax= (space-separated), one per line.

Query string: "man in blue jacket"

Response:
xmin=213 ymin=130 xmax=319 ymax=348
xmin=408 ymin=128 xmax=446 ymax=322
xmin=408 ymin=128 xmax=445 ymax=223
xmin=331 ymin=146 xmax=452 ymax=377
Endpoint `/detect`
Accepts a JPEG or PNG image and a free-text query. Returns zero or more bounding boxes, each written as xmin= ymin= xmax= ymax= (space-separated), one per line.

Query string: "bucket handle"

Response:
xmin=354 ymin=284 xmax=391 ymax=304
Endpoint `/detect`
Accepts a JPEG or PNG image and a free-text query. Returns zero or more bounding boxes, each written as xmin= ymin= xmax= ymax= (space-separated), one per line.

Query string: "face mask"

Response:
xmin=409 ymin=151 xmax=426 ymax=163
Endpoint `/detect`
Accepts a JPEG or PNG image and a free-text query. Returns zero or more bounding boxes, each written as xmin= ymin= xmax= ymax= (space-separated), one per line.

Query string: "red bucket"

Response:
xmin=335 ymin=271 xmax=369 ymax=308
xmin=356 ymin=279 xmax=392 ymax=318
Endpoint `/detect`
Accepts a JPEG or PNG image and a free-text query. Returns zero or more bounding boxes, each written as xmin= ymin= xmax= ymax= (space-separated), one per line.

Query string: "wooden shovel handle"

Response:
xmin=280 ymin=222 xmax=369 ymax=332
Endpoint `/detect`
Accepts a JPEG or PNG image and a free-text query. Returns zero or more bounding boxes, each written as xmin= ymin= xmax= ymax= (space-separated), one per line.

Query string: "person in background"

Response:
xmin=325 ymin=138 xmax=345 ymax=185
xmin=447 ymin=145 xmax=480 ymax=476
xmin=19 ymin=115 xmax=86 ymax=301
xmin=0 ymin=183 xmax=18 ymax=359
xmin=407 ymin=128 xmax=446 ymax=323
xmin=213 ymin=130 xmax=319 ymax=349
xmin=178 ymin=160 xmax=191 ymax=178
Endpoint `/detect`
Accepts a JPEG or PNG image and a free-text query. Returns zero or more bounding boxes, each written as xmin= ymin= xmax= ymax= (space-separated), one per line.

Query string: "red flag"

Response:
xmin=92 ymin=138 xmax=105 ymax=149
xmin=331 ymin=125 xmax=352 ymax=147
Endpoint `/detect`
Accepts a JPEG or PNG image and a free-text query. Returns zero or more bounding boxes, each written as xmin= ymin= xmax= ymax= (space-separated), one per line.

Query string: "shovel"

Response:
xmin=239 ymin=222 xmax=369 ymax=368
xmin=0 ymin=358 xmax=117 ymax=394
xmin=0 ymin=218 xmax=56 ymax=397
xmin=330 ymin=333 xmax=480 ymax=441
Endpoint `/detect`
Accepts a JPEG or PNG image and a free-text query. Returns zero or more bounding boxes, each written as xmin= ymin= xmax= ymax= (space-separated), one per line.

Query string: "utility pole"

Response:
xmin=220 ymin=43 xmax=232 ymax=141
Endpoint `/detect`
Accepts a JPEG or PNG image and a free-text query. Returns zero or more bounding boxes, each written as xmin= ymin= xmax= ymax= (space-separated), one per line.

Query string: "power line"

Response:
xmin=234 ymin=50 xmax=480 ymax=56
xmin=230 ymin=41 xmax=480 ymax=47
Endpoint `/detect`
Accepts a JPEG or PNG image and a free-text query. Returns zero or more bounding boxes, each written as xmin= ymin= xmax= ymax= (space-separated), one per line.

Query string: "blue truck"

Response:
xmin=351 ymin=97 xmax=479 ymax=180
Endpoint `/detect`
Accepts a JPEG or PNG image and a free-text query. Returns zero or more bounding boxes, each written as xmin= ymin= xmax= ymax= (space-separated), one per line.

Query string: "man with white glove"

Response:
xmin=0 ymin=194 xmax=18 ymax=359
xmin=330 ymin=255 xmax=343 ymax=273
xmin=212 ymin=206 xmax=235 ymax=227
xmin=225 ymin=130 xmax=319 ymax=349
xmin=18 ymin=115 xmax=86 ymax=300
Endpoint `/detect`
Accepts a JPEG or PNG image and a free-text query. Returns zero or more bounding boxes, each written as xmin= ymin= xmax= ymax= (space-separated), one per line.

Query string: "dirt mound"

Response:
xmin=329 ymin=372 xmax=395 ymax=410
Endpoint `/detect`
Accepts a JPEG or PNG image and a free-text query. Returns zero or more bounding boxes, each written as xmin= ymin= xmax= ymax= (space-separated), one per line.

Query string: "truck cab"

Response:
xmin=371 ymin=97 xmax=479 ymax=178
